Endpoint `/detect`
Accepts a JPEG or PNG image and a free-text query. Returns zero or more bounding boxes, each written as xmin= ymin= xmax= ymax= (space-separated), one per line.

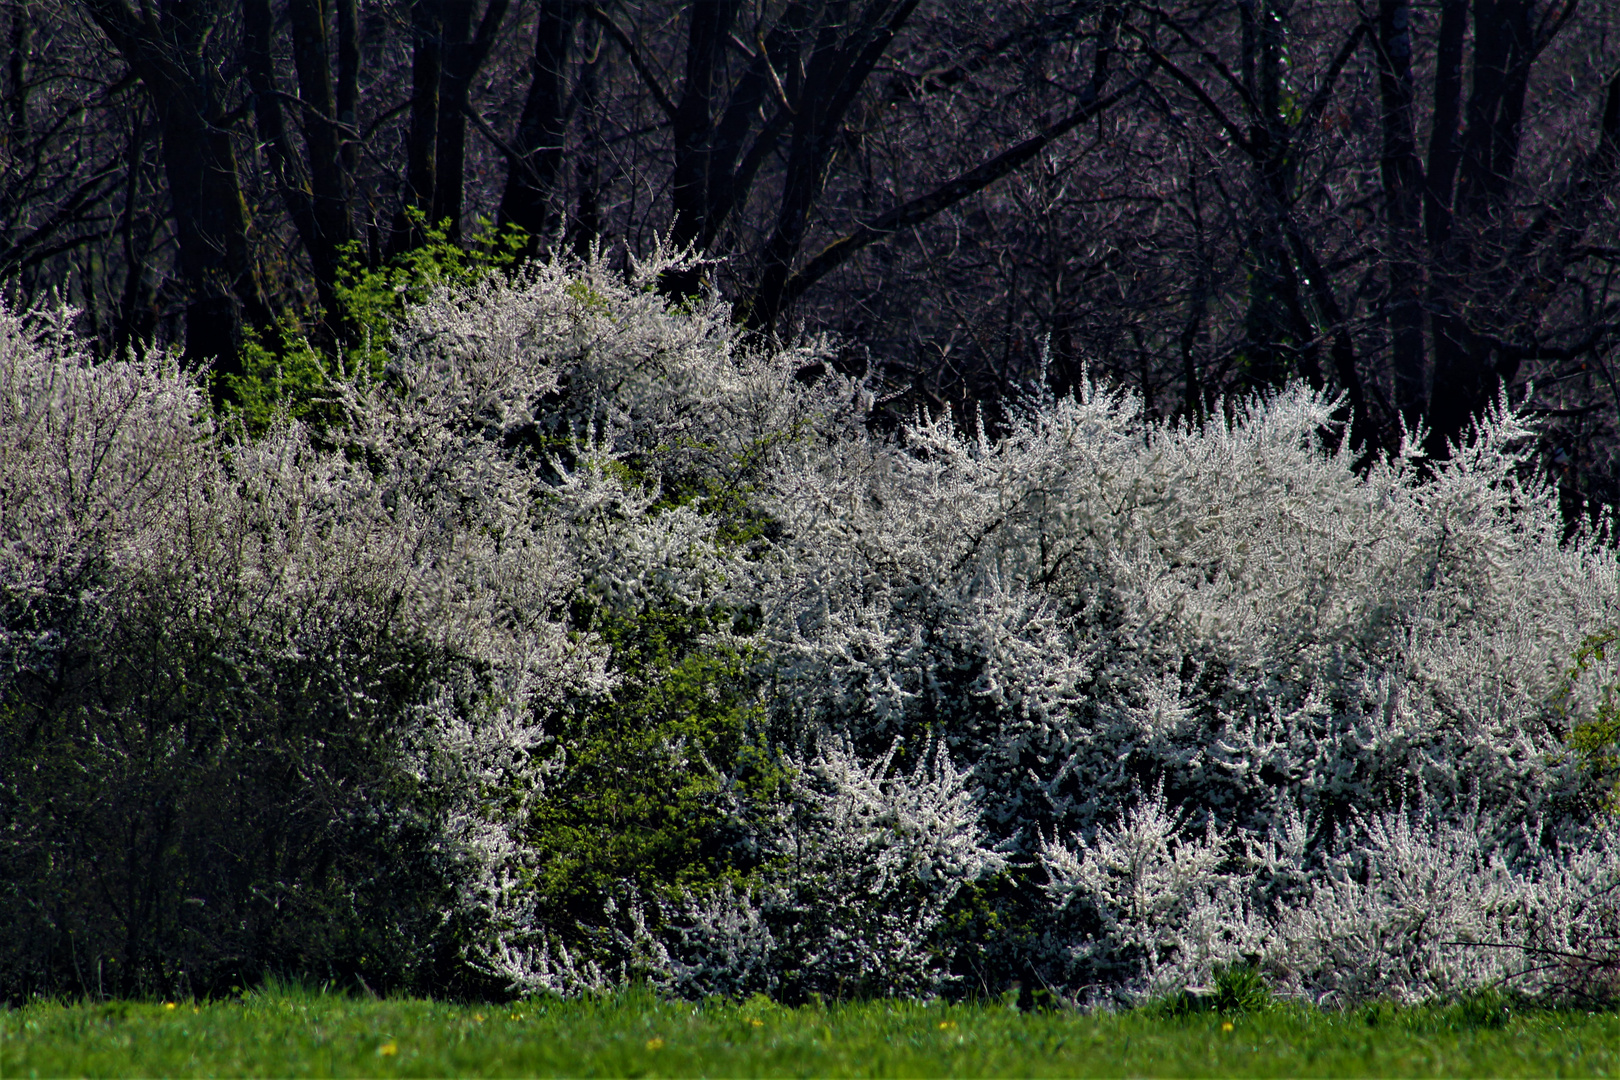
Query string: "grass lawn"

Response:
xmin=4 ymin=984 xmax=1616 ymax=1078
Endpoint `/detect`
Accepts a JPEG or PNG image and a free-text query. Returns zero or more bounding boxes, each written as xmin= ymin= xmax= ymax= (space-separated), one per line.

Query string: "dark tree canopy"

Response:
xmin=4 ymin=0 xmax=1619 ymax=518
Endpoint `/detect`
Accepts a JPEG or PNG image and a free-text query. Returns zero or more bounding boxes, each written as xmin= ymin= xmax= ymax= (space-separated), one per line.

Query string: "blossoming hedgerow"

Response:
xmin=1 ymin=248 xmax=1616 ymax=1006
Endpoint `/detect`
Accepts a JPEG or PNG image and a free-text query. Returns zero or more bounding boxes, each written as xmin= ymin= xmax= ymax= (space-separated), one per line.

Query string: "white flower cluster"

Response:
xmin=753 ymin=372 xmax=1619 ymax=1004
xmin=0 ymin=292 xmax=590 ymax=995
xmin=474 ymin=737 xmax=1000 ymax=1001
xmin=1039 ymin=788 xmax=1619 ymax=1006
xmin=4 ymin=249 xmax=1617 ymax=1005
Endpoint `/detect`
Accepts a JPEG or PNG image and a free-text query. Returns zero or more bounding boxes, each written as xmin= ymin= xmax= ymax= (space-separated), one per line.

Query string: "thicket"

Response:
xmin=2 ymin=251 xmax=1617 ymax=1008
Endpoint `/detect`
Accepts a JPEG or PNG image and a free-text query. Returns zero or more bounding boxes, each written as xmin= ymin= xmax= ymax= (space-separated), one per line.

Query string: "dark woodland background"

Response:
xmin=4 ymin=0 xmax=1619 ymax=522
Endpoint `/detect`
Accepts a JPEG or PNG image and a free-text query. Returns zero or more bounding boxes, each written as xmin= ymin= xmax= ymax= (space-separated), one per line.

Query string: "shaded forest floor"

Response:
xmin=4 ymin=984 xmax=1616 ymax=1077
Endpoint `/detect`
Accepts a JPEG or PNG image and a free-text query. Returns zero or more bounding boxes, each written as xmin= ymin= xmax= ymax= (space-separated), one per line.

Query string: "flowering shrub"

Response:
xmin=0 ymin=296 xmax=590 ymax=998
xmin=757 ymin=377 xmax=1619 ymax=1004
xmin=3 ymin=251 xmax=1617 ymax=1006
xmin=471 ymin=736 xmax=1001 ymax=1002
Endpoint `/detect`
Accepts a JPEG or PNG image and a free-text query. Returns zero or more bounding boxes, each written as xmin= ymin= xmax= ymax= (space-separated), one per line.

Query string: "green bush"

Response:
xmin=328 ymin=210 xmax=528 ymax=377
xmin=222 ymin=210 xmax=528 ymax=435
xmin=1556 ymin=627 xmax=1620 ymax=816
xmin=522 ymin=598 xmax=785 ymax=922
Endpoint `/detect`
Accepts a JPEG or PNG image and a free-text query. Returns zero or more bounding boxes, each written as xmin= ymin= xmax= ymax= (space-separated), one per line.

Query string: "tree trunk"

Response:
xmin=6 ymin=0 xmax=29 ymax=154
xmin=82 ymin=0 xmax=271 ymax=388
xmin=435 ymin=0 xmax=509 ymax=239
xmin=749 ymin=0 xmax=924 ymax=329
xmin=1237 ymin=1 xmax=1312 ymax=392
xmin=288 ymin=0 xmax=355 ymax=279
xmin=398 ymin=0 xmax=508 ymax=247
xmin=569 ymin=27 xmax=605 ymax=260
xmin=670 ymin=1 xmax=741 ymax=253
xmin=497 ymin=0 xmax=579 ymax=239
xmin=115 ymin=105 xmax=158 ymax=358
xmin=1376 ymin=0 xmax=1426 ymax=429
xmin=699 ymin=1 xmax=819 ymax=252
xmin=1427 ymin=0 xmax=1535 ymax=457
xmin=159 ymin=101 xmax=267 ymax=381
xmin=399 ymin=0 xmax=444 ymax=249
xmin=244 ymin=0 xmax=325 ymax=308
xmin=430 ymin=0 xmax=475 ymax=238
xmin=337 ymin=0 xmax=359 ymax=180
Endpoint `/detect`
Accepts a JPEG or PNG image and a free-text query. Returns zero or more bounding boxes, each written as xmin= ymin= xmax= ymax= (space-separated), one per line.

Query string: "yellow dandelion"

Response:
xmin=1221 ymin=1021 xmax=1235 ymax=1032
xmin=645 ymin=1037 xmax=666 ymax=1051
xmin=939 ymin=1020 xmax=957 ymax=1030
xmin=750 ymin=1018 xmax=764 ymax=1028
xmin=163 ymin=1002 xmax=176 ymax=1011
xmin=378 ymin=1041 xmax=399 ymax=1056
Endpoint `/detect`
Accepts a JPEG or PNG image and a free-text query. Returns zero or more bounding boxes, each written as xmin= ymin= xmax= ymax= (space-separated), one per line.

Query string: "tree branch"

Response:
xmin=1139 ymin=5 xmax=1258 ymax=117
xmin=584 ymin=4 xmax=677 ymax=119
xmin=1297 ymin=20 xmax=1368 ymax=142
xmin=257 ymin=88 xmax=362 ymax=140
xmin=1134 ymin=38 xmax=1255 ymax=155
xmin=774 ymin=74 xmax=1144 ymax=311
xmin=462 ymin=99 xmax=552 ymax=191
xmin=756 ymin=26 xmax=795 ymax=114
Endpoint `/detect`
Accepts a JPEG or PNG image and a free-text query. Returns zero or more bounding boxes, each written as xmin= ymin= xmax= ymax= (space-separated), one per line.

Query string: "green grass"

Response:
xmin=4 ymin=985 xmax=1615 ymax=1078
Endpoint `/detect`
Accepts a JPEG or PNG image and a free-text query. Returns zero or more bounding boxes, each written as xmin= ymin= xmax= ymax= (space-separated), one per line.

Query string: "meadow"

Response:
xmin=4 ymin=986 xmax=1617 ymax=1079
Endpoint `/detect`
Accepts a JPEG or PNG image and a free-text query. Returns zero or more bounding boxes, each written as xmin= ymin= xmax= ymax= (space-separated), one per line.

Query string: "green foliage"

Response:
xmin=330 ymin=209 xmax=528 ymax=377
xmin=1556 ymin=627 xmax=1620 ymax=815
xmin=221 ymin=317 xmax=340 ymax=436
xmin=7 ymin=988 xmax=1616 ymax=1079
xmin=222 ymin=210 xmax=529 ymax=432
xmin=936 ymin=871 xmax=1045 ymax=999
xmin=647 ymin=423 xmax=812 ymax=549
xmin=523 ymin=599 xmax=784 ymax=920
xmin=1206 ymin=962 xmax=1276 ymax=1017
xmin=1158 ymin=961 xmax=1276 ymax=1019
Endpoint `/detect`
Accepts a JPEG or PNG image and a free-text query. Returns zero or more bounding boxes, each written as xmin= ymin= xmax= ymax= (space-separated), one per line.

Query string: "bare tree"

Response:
xmin=80 ymin=0 xmax=273 ymax=380
xmin=497 ymin=0 xmax=581 ymax=239
xmin=1 ymin=3 xmax=170 ymax=356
